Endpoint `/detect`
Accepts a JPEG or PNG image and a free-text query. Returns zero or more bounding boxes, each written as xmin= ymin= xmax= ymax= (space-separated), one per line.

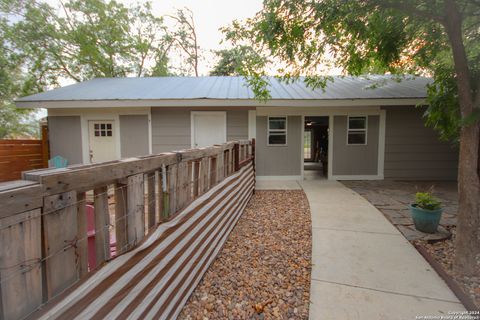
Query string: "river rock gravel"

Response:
xmin=178 ymin=190 xmax=312 ymax=320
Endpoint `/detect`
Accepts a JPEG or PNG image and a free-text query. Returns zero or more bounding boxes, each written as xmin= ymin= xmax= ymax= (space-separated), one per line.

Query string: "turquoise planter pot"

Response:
xmin=408 ymin=204 xmax=443 ymax=234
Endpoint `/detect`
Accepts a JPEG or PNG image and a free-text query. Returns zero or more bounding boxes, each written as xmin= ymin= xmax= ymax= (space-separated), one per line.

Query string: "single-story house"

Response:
xmin=15 ymin=75 xmax=459 ymax=181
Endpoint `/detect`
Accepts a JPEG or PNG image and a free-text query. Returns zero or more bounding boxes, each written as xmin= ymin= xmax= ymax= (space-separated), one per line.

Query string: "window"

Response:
xmin=347 ymin=116 xmax=367 ymax=145
xmin=268 ymin=116 xmax=287 ymax=145
xmin=94 ymin=123 xmax=113 ymax=137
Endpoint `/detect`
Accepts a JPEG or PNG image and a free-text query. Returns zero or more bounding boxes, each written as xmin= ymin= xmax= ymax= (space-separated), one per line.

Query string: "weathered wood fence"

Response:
xmin=0 ymin=138 xmax=49 ymax=182
xmin=0 ymin=140 xmax=255 ymax=320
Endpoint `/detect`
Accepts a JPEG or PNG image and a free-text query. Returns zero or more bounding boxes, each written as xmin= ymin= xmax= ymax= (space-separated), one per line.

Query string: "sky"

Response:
xmin=45 ymin=0 xmax=264 ymax=76
xmin=34 ymin=0 xmax=264 ymax=117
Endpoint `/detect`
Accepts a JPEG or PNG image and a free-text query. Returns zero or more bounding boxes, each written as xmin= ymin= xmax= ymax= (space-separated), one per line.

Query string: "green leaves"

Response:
xmin=2 ymin=0 xmax=174 ymax=84
xmin=414 ymin=192 xmax=442 ymax=211
xmin=222 ymin=0 xmax=480 ymax=141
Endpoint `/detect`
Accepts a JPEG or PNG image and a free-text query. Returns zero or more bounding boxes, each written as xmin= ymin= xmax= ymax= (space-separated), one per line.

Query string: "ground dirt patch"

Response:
xmin=179 ymin=190 xmax=312 ymax=320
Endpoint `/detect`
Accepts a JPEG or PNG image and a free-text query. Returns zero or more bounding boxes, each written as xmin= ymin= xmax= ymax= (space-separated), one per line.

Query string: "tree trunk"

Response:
xmin=443 ymin=0 xmax=480 ymax=276
xmin=455 ymin=124 xmax=480 ymax=276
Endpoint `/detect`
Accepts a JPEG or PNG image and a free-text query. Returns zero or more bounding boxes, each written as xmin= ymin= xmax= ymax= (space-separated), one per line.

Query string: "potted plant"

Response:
xmin=408 ymin=192 xmax=443 ymax=233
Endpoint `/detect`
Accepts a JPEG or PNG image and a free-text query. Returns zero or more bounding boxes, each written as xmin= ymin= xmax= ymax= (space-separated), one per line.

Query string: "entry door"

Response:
xmin=191 ymin=112 xmax=227 ymax=148
xmin=88 ymin=120 xmax=117 ymax=163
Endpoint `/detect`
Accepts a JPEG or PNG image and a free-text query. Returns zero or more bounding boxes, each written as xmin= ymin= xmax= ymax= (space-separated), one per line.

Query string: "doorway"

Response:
xmin=88 ymin=120 xmax=117 ymax=163
xmin=304 ymin=116 xmax=329 ymax=179
xmin=191 ymin=112 xmax=227 ymax=148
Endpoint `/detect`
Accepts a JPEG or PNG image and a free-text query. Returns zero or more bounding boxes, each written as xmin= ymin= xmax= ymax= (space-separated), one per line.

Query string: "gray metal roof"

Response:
xmin=16 ymin=75 xmax=430 ymax=103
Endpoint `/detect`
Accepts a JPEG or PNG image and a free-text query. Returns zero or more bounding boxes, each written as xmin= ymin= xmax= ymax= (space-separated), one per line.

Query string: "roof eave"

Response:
xmin=15 ymin=97 xmax=427 ymax=109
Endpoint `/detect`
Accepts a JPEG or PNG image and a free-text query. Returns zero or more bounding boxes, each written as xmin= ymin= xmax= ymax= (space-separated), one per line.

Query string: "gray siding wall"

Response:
xmin=332 ymin=115 xmax=379 ymax=176
xmin=48 ymin=116 xmax=83 ymax=164
xmin=120 ymin=115 xmax=149 ymax=157
xmin=227 ymin=110 xmax=249 ymax=140
xmin=151 ymin=108 xmax=249 ymax=153
xmin=383 ymin=106 xmax=458 ymax=180
xmin=256 ymin=116 xmax=302 ymax=176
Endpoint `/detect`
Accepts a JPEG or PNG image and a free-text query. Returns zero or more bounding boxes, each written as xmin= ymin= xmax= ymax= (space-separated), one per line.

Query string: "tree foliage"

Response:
xmin=224 ymin=0 xmax=479 ymax=140
xmin=166 ymin=8 xmax=200 ymax=77
xmin=3 ymin=0 xmax=172 ymax=85
xmin=210 ymin=46 xmax=264 ymax=76
xmin=225 ymin=0 xmax=480 ymax=276
xmin=0 ymin=0 xmax=201 ymax=138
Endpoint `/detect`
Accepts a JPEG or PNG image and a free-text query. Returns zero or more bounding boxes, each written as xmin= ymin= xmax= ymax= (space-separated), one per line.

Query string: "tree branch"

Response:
xmin=369 ymin=0 xmax=446 ymax=24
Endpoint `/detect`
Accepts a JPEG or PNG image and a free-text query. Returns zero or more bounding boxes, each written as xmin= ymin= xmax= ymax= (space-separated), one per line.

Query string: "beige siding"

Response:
xmin=227 ymin=110 xmax=249 ymax=140
xmin=48 ymin=116 xmax=83 ymax=164
xmin=332 ymin=115 xmax=379 ymax=176
xmin=383 ymin=106 xmax=458 ymax=180
xmin=256 ymin=116 xmax=302 ymax=176
xmin=151 ymin=108 xmax=249 ymax=153
xmin=120 ymin=115 xmax=149 ymax=157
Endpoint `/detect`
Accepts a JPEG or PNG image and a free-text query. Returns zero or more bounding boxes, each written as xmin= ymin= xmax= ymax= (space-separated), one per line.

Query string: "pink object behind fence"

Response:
xmin=86 ymin=204 xmax=117 ymax=271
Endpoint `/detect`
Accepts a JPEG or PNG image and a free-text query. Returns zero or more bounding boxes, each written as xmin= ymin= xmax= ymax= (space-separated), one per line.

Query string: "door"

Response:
xmin=191 ymin=112 xmax=227 ymax=148
xmin=304 ymin=129 xmax=312 ymax=161
xmin=88 ymin=120 xmax=117 ymax=163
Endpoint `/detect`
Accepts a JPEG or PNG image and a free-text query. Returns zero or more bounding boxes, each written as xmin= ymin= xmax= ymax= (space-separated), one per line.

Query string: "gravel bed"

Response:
xmin=178 ymin=190 xmax=312 ymax=320
xmin=413 ymin=227 xmax=480 ymax=308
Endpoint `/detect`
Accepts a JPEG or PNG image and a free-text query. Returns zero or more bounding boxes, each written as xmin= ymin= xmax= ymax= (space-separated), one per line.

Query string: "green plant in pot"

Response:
xmin=408 ymin=192 xmax=443 ymax=233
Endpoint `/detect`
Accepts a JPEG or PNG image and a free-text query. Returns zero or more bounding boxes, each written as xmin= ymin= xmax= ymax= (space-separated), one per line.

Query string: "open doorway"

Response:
xmin=304 ymin=116 xmax=329 ymax=179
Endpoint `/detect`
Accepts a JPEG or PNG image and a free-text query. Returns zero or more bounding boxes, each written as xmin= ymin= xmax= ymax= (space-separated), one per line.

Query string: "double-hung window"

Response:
xmin=268 ymin=116 xmax=287 ymax=145
xmin=347 ymin=116 xmax=367 ymax=145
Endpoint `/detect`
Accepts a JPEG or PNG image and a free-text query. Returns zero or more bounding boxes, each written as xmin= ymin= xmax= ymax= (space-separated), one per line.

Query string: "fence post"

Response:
xmin=234 ymin=143 xmax=240 ymax=172
xmin=147 ymin=172 xmax=156 ymax=230
xmin=252 ymin=138 xmax=256 ymax=193
xmin=42 ymin=191 xmax=78 ymax=299
xmin=127 ymin=173 xmax=145 ymax=247
xmin=114 ymin=183 xmax=128 ymax=254
xmin=252 ymin=138 xmax=256 ymax=169
xmin=41 ymin=123 xmax=49 ymax=168
xmin=76 ymin=192 xmax=88 ymax=277
xmin=93 ymin=186 xmax=110 ymax=266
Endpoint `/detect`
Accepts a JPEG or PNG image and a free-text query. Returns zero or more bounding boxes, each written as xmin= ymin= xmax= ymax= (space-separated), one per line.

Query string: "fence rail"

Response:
xmin=0 ymin=139 xmax=255 ymax=320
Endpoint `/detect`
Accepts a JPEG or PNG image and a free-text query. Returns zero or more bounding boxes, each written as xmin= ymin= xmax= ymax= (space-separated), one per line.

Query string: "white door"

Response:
xmin=88 ymin=120 xmax=117 ymax=163
xmin=191 ymin=112 xmax=227 ymax=148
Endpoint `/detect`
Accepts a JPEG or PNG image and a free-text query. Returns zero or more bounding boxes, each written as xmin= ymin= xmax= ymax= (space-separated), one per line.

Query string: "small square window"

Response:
xmin=269 ymin=117 xmax=286 ymax=130
xmin=106 ymin=124 xmax=112 ymax=130
xmin=101 ymin=124 xmax=106 ymax=130
xmin=106 ymin=131 xmax=112 ymax=137
xmin=94 ymin=124 xmax=99 ymax=130
xmin=348 ymin=132 xmax=366 ymax=144
xmin=349 ymin=117 xmax=366 ymax=130
xmin=347 ymin=116 xmax=367 ymax=145
xmin=268 ymin=116 xmax=287 ymax=146
xmin=94 ymin=130 xmax=100 ymax=137
xmin=268 ymin=133 xmax=287 ymax=145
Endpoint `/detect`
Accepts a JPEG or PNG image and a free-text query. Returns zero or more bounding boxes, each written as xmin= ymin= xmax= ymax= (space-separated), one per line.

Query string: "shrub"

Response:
xmin=414 ymin=192 xmax=442 ymax=210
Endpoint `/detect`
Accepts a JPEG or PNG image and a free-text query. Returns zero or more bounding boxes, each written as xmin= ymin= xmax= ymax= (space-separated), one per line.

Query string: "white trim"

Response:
xmin=331 ymin=174 xmax=384 ymax=180
xmin=17 ymin=98 xmax=427 ymax=109
xmin=248 ymin=110 xmax=257 ymax=140
xmin=377 ymin=109 xmax=386 ymax=178
xmin=267 ymin=116 xmax=288 ymax=146
xmin=148 ymin=107 xmax=153 ymax=154
xmin=256 ymin=175 xmax=303 ymax=181
xmin=190 ymin=111 xmax=227 ymax=148
xmin=301 ymin=115 xmax=305 ymax=179
xmin=328 ymin=115 xmax=334 ymax=180
xmin=346 ymin=115 xmax=368 ymax=145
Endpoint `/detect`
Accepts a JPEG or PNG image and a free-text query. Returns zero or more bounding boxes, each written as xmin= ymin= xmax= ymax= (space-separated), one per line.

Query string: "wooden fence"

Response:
xmin=0 ymin=127 xmax=49 ymax=183
xmin=0 ymin=140 xmax=255 ymax=320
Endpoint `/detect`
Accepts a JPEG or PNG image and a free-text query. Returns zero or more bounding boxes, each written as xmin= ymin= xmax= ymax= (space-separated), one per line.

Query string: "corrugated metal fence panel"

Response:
xmin=34 ymin=162 xmax=255 ymax=320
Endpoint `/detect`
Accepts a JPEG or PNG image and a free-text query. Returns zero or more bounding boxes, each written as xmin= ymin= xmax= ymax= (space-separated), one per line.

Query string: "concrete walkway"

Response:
xmin=298 ymin=180 xmax=465 ymax=320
